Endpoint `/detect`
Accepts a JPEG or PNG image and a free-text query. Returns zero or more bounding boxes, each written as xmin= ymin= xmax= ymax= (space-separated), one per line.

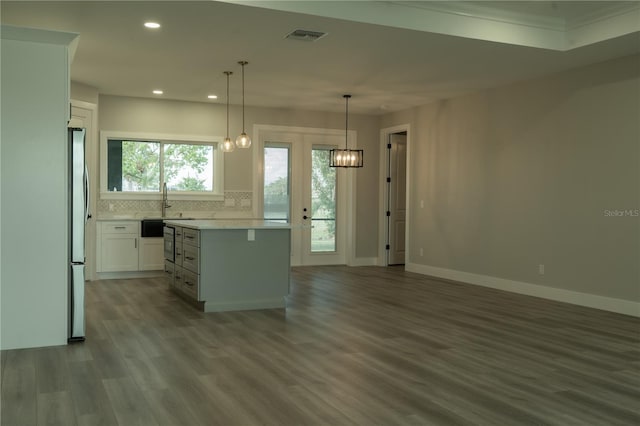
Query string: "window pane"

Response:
xmin=164 ymin=143 xmax=214 ymax=191
xmin=264 ymin=146 xmax=290 ymax=221
xmin=311 ymin=148 xmax=336 ymax=252
xmin=108 ymin=140 xmax=160 ymax=191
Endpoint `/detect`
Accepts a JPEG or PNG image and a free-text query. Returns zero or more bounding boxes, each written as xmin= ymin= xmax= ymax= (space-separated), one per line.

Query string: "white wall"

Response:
xmin=381 ymin=54 xmax=640 ymax=313
xmin=1 ymin=27 xmax=76 ymax=349
xmin=98 ymin=95 xmax=381 ymax=258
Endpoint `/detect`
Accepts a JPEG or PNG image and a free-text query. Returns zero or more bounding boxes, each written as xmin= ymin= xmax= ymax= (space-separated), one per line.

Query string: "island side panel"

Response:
xmin=199 ymin=228 xmax=291 ymax=312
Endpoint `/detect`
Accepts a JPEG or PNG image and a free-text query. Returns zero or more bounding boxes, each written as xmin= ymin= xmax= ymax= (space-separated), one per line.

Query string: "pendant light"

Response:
xmin=235 ymin=60 xmax=252 ymax=148
xmin=329 ymin=94 xmax=363 ymax=168
xmin=221 ymin=71 xmax=235 ymax=153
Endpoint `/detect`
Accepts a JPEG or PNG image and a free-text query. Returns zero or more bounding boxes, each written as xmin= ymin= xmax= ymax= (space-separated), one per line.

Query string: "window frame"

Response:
xmin=100 ymin=131 xmax=224 ymax=201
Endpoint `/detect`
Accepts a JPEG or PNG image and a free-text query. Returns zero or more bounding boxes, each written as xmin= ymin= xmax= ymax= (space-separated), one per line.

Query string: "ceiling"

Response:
xmin=2 ymin=1 xmax=639 ymax=115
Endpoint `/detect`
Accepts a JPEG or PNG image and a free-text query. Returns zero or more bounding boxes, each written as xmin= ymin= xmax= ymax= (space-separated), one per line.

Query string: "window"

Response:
xmin=100 ymin=132 xmax=223 ymax=200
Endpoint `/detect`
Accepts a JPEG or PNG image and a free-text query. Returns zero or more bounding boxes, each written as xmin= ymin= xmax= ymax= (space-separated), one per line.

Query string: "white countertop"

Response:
xmin=163 ymin=219 xmax=291 ymax=230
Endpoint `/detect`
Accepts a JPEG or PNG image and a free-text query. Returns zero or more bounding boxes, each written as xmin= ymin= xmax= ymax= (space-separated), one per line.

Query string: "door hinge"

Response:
xmin=385 ymin=244 xmax=390 ymax=250
xmin=386 ymin=211 xmax=390 ymax=217
xmin=386 ymin=177 xmax=391 ymax=183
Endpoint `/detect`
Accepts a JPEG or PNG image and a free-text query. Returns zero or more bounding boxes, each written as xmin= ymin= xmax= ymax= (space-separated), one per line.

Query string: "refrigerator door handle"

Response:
xmin=84 ymin=164 xmax=91 ymax=221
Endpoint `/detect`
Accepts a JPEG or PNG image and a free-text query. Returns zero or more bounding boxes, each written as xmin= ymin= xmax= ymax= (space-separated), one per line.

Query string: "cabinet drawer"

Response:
xmin=174 ymin=265 xmax=184 ymax=290
xmin=182 ymin=245 xmax=199 ymax=273
xmin=101 ymin=221 xmax=138 ymax=234
xmin=174 ymin=226 xmax=184 ymax=243
xmin=175 ymin=243 xmax=183 ymax=267
xmin=182 ymin=228 xmax=200 ymax=247
xmin=181 ymin=269 xmax=199 ymax=300
xmin=164 ymin=260 xmax=174 ymax=286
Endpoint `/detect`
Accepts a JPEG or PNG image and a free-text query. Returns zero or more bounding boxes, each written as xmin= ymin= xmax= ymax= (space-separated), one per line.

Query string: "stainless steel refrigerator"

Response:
xmin=69 ymin=127 xmax=88 ymax=343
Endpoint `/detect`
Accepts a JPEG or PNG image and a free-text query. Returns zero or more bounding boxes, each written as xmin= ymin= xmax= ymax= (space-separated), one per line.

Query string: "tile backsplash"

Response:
xmin=97 ymin=191 xmax=253 ymax=218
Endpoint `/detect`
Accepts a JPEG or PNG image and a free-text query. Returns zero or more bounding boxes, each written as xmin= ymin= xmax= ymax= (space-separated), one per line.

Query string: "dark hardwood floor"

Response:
xmin=2 ymin=266 xmax=639 ymax=425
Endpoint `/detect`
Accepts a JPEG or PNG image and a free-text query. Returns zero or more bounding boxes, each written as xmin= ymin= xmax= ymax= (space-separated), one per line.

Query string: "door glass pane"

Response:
xmin=264 ymin=146 xmax=290 ymax=222
xmin=311 ymin=148 xmax=336 ymax=252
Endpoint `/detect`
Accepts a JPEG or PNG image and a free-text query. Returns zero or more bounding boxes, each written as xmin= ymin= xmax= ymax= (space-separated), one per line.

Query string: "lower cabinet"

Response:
xmin=164 ymin=224 xmax=291 ymax=312
xmin=97 ymin=221 xmax=164 ymax=273
xmin=97 ymin=222 xmax=139 ymax=272
xmin=165 ymin=226 xmax=201 ymax=302
xmin=139 ymin=237 xmax=164 ymax=271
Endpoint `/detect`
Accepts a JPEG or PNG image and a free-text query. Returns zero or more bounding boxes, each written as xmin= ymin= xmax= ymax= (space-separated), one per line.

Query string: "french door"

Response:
xmin=262 ymin=131 xmax=346 ymax=266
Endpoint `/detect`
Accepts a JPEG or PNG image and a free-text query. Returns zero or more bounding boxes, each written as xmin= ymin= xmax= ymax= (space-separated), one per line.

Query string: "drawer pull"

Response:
xmin=185 ymin=256 xmax=195 ymax=260
xmin=176 ymin=253 xmax=181 ymax=257
xmin=185 ymin=280 xmax=194 ymax=286
xmin=165 ymin=270 xmax=173 ymax=275
xmin=185 ymin=235 xmax=194 ymax=239
xmin=114 ymin=226 xmax=126 ymax=229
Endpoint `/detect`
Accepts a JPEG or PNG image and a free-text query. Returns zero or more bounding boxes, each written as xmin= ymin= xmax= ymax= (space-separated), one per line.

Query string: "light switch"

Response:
xmin=247 ymin=229 xmax=255 ymax=241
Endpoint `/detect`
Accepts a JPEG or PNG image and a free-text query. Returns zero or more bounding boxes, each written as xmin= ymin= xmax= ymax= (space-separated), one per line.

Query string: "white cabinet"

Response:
xmin=97 ymin=222 xmax=139 ymax=272
xmin=97 ymin=221 xmax=165 ymax=273
xmin=139 ymin=238 xmax=164 ymax=271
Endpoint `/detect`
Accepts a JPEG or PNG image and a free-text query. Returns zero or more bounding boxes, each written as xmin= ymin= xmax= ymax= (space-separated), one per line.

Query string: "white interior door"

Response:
xmin=263 ymin=132 xmax=346 ymax=266
xmin=388 ymin=133 xmax=407 ymax=265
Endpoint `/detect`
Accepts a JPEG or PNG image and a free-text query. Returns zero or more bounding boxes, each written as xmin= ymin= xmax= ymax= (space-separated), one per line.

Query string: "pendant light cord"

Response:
xmin=224 ymin=71 xmax=232 ymax=139
xmin=239 ymin=61 xmax=248 ymax=133
xmin=344 ymin=94 xmax=351 ymax=149
xmin=242 ymin=64 xmax=245 ymax=132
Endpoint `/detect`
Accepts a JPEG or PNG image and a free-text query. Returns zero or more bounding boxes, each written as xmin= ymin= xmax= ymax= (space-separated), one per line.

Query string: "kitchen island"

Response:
xmin=163 ymin=219 xmax=291 ymax=312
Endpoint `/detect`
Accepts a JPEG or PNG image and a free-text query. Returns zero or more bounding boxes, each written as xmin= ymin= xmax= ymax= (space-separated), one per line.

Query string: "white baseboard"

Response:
xmin=349 ymin=257 xmax=379 ymax=266
xmin=405 ymin=263 xmax=640 ymax=317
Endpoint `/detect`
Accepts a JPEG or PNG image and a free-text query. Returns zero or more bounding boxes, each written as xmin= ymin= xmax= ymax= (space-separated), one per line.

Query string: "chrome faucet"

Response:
xmin=162 ymin=182 xmax=171 ymax=217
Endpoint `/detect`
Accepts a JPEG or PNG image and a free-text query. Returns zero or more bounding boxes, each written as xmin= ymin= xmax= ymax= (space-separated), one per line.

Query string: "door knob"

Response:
xmin=303 ymin=215 xmax=308 ymax=220
xmin=303 ymin=208 xmax=307 ymax=212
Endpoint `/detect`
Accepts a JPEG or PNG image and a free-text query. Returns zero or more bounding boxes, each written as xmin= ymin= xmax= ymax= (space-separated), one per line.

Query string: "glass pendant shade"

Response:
xmin=221 ymin=137 xmax=235 ymax=152
xmin=236 ymin=132 xmax=251 ymax=148
xmin=329 ymin=149 xmax=363 ymax=167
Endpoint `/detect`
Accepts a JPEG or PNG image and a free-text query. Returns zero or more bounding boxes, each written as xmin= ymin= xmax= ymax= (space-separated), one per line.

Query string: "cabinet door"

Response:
xmin=100 ymin=234 xmax=139 ymax=272
xmin=164 ymin=260 xmax=175 ymax=287
xmin=139 ymin=238 xmax=164 ymax=271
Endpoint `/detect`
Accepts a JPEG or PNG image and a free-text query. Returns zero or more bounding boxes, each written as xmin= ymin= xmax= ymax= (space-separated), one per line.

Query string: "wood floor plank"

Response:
xmin=101 ymin=377 xmax=159 ymax=426
xmin=2 ymin=266 xmax=639 ymax=426
xmin=67 ymin=360 xmax=119 ymax=426
xmin=1 ymin=363 xmax=37 ymax=426
xmin=36 ymin=391 xmax=77 ymax=426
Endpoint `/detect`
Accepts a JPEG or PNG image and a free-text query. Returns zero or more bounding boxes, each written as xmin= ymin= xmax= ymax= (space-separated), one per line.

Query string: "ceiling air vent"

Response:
xmin=285 ymin=29 xmax=327 ymax=42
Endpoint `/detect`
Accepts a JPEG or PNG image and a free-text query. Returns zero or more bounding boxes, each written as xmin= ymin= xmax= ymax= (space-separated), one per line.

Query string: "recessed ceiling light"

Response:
xmin=153 ymin=90 xmax=163 ymax=95
xmin=207 ymin=95 xmax=218 ymax=99
xmin=144 ymin=22 xmax=161 ymax=29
